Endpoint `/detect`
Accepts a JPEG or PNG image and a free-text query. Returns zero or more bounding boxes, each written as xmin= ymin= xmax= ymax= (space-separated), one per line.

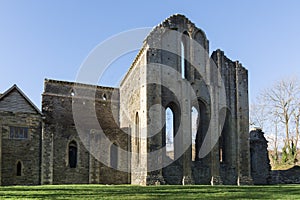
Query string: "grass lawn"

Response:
xmin=0 ymin=184 xmax=300 ymax=199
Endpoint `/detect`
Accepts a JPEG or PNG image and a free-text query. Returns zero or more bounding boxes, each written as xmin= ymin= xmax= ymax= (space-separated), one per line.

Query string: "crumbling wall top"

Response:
xmin=43 ymin=79 xmax=119 ymax=102
xmin=250 ymin=128 xmax=268 ymax=143
xmin=121 ymin=14 xmax=209 ymax=86
xmin=211 ymin=49 xmax=248 ymax=73
xmin=146 ymin=14 xmax=207 ymax=42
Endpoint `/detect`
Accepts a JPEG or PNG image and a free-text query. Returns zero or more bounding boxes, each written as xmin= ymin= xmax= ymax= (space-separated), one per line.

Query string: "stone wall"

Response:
xmin=119 ymin=14 xmax=252 ymax=185
xmin=250 ymin=127 xmax=300 ymax=185
xmin=0 ymin=14 xmax=256 ymax=186
xmin=0 ymin=111 xmax=42 ymax=185
xmin=270 ymin=166 xmax=300 ymax=184
xmin=120 ymin=45 xmax=148 ymax=185
xmin=0 ymin=86 xmax=42 ymax=186
xmin=250 ymin=128 xmax=271 ymax=184
xmin=42 ymin=79 xmax=129 ymax=184
xmin=211 ymin=49 xmax=252 ymax=185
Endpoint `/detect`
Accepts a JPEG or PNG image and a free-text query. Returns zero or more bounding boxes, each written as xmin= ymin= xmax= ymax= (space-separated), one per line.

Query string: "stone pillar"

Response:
xmin=181 ymin=80 xmax=194 ymax=185
xmin=236 ymin=63 xmax=253 ymax=185
xmin=210 ymin=65 xmax=223 ymax=186
xmin=146 ymin=123 xmax=165 ymax=185
xmin=89 ymin=128 xmax=109 ymax=184
xmin=41 ymin=123 xmax=54 ymax=185
xmin=210 ymin=146 xmax=222 ymax=185
xmin=89 ymin=155 xmax=100 ymax=184
xmin=146 ymin=50 xmax=165 ymax=185
xmin=127 ymin=127 xmax=132 ymax=184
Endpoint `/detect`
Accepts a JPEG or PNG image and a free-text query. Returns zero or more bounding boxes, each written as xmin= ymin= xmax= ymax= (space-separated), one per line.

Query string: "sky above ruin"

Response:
xmin=0 ymin=0 xmax=300 ymax=108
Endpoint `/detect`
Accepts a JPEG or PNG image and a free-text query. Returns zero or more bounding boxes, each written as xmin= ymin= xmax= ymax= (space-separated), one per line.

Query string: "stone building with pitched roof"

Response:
xmin=0 ymin=14 xmax=270 ymax=186
xmin=0 ymin=85 xmax=43 ymax=185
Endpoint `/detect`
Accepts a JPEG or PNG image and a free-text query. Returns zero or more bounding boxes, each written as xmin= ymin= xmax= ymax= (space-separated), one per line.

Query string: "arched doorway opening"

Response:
xmin=191 ymin=106 xmax=199 ymax=161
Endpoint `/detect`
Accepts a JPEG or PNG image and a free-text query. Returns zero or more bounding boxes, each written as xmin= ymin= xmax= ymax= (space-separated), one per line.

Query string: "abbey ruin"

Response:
xmin=0 ymin=14 xmax=273 ymax=185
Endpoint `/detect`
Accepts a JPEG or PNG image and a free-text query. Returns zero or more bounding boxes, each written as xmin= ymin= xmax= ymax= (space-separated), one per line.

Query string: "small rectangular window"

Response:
xmin=9 ymin=127 xmax=28 ymax=139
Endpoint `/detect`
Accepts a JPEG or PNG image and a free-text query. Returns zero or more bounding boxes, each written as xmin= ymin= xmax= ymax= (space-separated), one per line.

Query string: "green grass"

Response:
xmin=0 ymin=184 xmax=300 ymax=199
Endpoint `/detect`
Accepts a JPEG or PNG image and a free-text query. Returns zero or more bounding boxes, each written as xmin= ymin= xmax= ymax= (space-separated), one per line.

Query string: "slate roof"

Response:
xmin=0 ymin=84 xmax=43 ymax=115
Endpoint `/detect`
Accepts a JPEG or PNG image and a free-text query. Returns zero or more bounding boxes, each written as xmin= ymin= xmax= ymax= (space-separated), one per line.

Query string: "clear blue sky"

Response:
xmin=1 ymin=0 xmax=300 ymax=108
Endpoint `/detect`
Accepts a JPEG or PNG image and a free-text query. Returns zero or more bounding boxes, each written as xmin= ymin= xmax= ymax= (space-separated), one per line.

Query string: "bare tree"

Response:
xmin=293 ymin=107 xmax=300 ymax=152
xmin=262 ymin=78 xmax=299 ymax=153
xmin=250 ymin=94 xmax=271 ymax=130
xmin=251 ymin=77 xmax=300 ymax=165
xmin=266 ymin=112 xmax=280 ymax=164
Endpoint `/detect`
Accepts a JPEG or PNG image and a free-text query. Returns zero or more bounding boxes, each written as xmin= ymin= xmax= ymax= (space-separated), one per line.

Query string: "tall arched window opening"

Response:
xmin=219 ymin=135 xmax=224 ymax=163
xmin=195 ymin=100 xmax=210 ymax=161
xmin=166 ymin=107 xmax=174 ymax=160
xmin=181 ymin=32 xmax=189 ymax=79
xmin=16 ymin=161 xmax=22 ymax=176
xmin=135 ymin=112 xmax=140 ymax=164
xmin=69 ymin=141 xmax=78 ymax=168
xmin=219 ymin=109 xmax=232 ymax=164
xmin=181 ymin=41 xmax=185 ymax=79
xmin=191 ymin=106 xmax=199 ymax=161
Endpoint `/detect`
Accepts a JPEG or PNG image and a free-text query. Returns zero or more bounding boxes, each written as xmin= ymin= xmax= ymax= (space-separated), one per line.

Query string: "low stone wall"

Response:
xmin=270 ymin=166 xmax=300 ymax=184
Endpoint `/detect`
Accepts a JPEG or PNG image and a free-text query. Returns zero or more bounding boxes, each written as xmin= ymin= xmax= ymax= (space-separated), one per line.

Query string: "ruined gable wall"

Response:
xmin=143 ymin=14 xmax=213 ymax=185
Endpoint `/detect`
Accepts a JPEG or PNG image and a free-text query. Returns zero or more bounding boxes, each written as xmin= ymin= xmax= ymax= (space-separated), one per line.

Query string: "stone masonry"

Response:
xmin=0 ymin=14 xmax=264 ymax=186
xmin=250 ymin=128 xmax=271 ymax=184
xmin=120 ymin=14 xmax=252 ymax=185
xmin=0 ymin=85 xmax=42 ymax=185
xmin=41 ymin=79 xmax=129 ymax=184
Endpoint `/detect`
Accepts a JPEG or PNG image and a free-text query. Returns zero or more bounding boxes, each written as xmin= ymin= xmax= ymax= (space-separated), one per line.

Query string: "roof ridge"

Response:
xmin=0 ymin=85 xmax=43 ymax=115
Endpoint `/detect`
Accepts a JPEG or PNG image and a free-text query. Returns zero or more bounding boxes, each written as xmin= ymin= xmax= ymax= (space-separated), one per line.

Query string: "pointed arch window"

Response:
xmin=16 ymin=161 xmax=22 ymax=176
xmin=166 ymin=107 xmax=174 ymax=160
xmin=191 ymin=106 xmax=199 ymax=161
xmin=181 ymin=41 xmax=186 ymax=79
xmin=135 ymin=112 xmax=140 ymax=164
xmin=69 ymin=141 xmax=78 ymax=168
xmin=219 ymin=135 xmax=224 ymax=163
xmin=219 ymin=109 xmax=232 ymax=164
xmin=181 ymin=32 xmax=189 ymax=79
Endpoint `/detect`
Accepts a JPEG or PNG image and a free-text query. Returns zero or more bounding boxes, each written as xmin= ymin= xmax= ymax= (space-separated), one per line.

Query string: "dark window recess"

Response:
xmin=110 ymin=144 xmax=118 ymax=169
xmin=69 ymin=141 xmax=77 ymax=168
xmin=17 ymin=162 xmax=22 ymax=176
xmin=9 ymin=127 xmax=28 ymax=139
